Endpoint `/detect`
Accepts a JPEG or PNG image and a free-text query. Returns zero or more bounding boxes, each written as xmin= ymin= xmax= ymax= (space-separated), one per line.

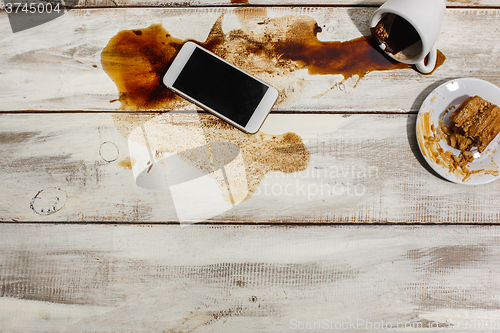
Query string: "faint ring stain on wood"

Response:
xmin=30 ymin=187 xmax=67 ymax=215
xmin=100 ymin=12 xmax=445 ymax=111
xmin=99 ymin=141 xmax=119 ymax=162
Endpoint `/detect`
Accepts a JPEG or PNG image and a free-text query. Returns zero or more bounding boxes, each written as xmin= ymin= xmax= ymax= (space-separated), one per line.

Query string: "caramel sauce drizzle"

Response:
xmin=417 ymin=110 xmax=499 ymax=182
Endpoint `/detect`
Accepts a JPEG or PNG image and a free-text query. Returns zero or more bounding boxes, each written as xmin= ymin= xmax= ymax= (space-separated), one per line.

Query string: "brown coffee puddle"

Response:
xmin=101 ymin=24 xmax=184 ymax=110
xmin=102 ymin=13 xmax=444 ymax=200
xmin=101 ymin=14 xmax=445 ymax=110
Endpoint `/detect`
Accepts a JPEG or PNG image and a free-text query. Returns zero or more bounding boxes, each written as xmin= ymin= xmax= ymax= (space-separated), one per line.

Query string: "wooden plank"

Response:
xmin=1 ymin=7 xmax=500 ymax=112
xmin=0 ymin=224 xmax=499 ymax=332
xmin=2 ymin=112 xmax=500 ymax=223
xmin=0 ymin=0 xmax=498 ymax=9
xmin=1 ymin=0 xmax=498 ymax=9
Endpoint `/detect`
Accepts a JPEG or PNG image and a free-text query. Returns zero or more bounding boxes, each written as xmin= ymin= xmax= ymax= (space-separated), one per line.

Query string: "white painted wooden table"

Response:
xmin=1 ymin=0 xmax=500 ymax=331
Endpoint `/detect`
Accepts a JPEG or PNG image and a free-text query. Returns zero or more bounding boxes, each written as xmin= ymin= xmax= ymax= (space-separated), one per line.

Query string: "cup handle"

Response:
xmin=415 ymin=44 xmax=437 ymax=74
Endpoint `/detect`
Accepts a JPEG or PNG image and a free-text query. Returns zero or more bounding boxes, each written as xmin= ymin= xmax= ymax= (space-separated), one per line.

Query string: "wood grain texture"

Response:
xmin=0 ymin=224 xmax=499 ymax=332
xmin=0 ymin=0 xmax=497 ymax=8
xmin=1 ymin=1 xmax=500 ymax=330
xmin=2 ymin=113 xmax=500 ymax=223
xmin=1 ymin=7 xmax=500 ymax=112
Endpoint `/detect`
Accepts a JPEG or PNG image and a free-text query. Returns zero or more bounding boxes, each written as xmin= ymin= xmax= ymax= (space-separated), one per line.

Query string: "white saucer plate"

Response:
xmin=416 ymin=78 xmax=500 ymax=185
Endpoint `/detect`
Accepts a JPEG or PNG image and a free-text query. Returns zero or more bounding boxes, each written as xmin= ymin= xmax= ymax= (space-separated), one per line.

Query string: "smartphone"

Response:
xmin=163 ymin=42 xmax=279 ymax=134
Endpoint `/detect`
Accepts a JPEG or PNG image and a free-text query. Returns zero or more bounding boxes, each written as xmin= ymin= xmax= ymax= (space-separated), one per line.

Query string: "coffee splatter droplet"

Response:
xmin=118 ymin=157 xmax=136 ymax=170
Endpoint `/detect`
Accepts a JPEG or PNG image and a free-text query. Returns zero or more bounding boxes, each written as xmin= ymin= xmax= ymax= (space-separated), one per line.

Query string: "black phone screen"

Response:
xmin=172 ymin=47 xmax=269 ymax=127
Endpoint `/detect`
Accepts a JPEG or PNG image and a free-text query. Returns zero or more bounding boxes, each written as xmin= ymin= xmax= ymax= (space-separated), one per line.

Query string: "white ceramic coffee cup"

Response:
xmin=370 ymin=0 xmax=446 ymax=74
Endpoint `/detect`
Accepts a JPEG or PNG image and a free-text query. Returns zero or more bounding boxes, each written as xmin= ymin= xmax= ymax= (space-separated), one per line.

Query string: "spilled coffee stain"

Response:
xmin=118 ymin=157 xmax=136 ymax=170
xmin=101 ymin=24 xmax=184 ymax=110
xmin=101 ymin=14 xmax=445 ymax=110
xmin=123 ymin=112 xmax=310 ymax=200
xmin=102 ymin=13 xmax=444 ymax=201
xmin=199 ymin=115 xmax=310 ymax=199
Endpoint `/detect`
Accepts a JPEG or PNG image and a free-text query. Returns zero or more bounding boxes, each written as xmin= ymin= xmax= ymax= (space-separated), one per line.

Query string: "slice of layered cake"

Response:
xmin=445 ymin=95 xmax=500 ymax=153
